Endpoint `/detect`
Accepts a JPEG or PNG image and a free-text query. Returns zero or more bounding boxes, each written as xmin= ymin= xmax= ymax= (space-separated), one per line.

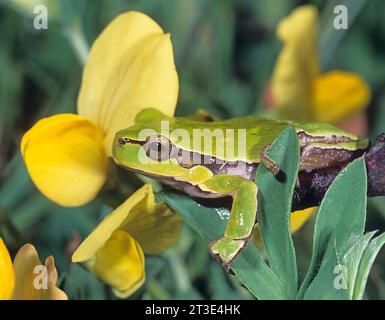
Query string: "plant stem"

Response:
xmin=64 ymin=20 xmax=89 ymax=66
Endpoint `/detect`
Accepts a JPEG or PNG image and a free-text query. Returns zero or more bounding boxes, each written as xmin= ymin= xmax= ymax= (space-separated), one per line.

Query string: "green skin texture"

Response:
xmin=112 ymin=108 xmax=368 ymax=266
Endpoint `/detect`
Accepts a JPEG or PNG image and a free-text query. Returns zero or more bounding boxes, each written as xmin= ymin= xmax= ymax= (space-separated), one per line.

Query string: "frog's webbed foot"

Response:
xmin=201 ymin=175 xmax=258 ymax=271
xmin=260 ymin=144 xmax=280 ymax=176
xmin=209 ymin=237 xmax=248 ymax=270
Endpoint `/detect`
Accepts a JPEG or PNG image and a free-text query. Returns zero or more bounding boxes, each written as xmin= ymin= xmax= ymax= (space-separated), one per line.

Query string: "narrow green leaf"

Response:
xmin=343 ymin=232 xmax=376 ymax=299
xmin=354 ymin=232 xmax=385 ymax=300
xmin=303 ymin=241 xmax=350 ymax=299
xmin=231 ymin=243 xmax=285 ymax=300
xmin=0 ymin=155 xmax=35 ymax=211
xmin=299 ymin=158 xmax=367 ymax=299
xmin=209 ymin=263 xmax=249 ymax=300
xmin=62 ymin=264 xmax=106 ymax=300
xmin=256 ymin=126 xmax=299 ymax=299
xmin=160 ymin=192 xmax=286 ymax=300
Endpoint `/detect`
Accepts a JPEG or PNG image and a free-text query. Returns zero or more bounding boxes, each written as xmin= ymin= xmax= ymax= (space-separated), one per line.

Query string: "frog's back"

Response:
xmin=128 ymin=109 xmax=364 ymax=163
xmin=169 ymin=116 xmax=290 ymax=163
xmin=169 ymin=115 xmax=364 ymax=163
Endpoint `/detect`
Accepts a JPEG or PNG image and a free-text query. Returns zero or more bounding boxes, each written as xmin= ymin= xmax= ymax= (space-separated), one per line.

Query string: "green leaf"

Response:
xmin=230 ymin=243 xmax=285 ymax=300
xmin=62 ymin=264 xmax=106 ymax=300
xmin=256 ymin=126 xmax=299 ymax=299
xmin=303 ymin=241 xmax=350 ymax=299
xmin=209 ymin=263 xmax=249 ymax=300
xmin=343 ymin=232 xmax=376 ymax=299
xmin=354 ymin=232 xmax=385 ymax=300
xmin=0 ymin=155 xmax=35 ymax=211
xmin=299 ymin=158 xmax=367 ymax=299
xmin=159 ymin=191 xmax=286 ymax=300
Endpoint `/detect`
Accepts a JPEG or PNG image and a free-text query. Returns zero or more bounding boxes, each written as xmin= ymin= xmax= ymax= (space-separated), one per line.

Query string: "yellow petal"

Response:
xmin=271 ymin=5 xmax=319 ymax=121
xmin=0 ymin=238 xmax=15 ymax=300
xmin=44 ymin=256 xmax=58 ymax=286
xmin=72 ymin=184 xmax=181 ymax=262
xmin=91 ymin=230 xmax=145 ymax=298
xmin=290 ymin=207 xmax=316 ymax=233
xmin=313 ymin=71 xmax=371 ymax=123
xmin=40 ymin=256 xmax=68 ymax=300
xmin=77 ymin=11 xmax=178 ymax=154
xmin=11 ymin=244 xmax=67 ymax=300
xmin=125 ymin=203 xmax=182 ymax=255
xmin=21 ymin=114 xmax=107 ymax=207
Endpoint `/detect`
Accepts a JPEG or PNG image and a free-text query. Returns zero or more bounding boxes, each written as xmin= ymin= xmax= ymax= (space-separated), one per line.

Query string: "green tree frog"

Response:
xmin=112 ymin=108 xmax=368 ymax=267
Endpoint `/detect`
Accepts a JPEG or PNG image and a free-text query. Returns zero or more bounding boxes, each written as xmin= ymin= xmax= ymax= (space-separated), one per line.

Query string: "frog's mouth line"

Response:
xmin=117 ymin=134 xmax=258 ymax=178
xmin=118 ymin=133 xmax=248 ymax=167
xmin=117 ymin=130 xmax=369 ymax=176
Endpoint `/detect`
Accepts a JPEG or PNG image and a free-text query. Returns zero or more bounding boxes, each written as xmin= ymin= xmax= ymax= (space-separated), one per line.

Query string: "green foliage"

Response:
xmin=160 ymin=192 xmax=285 ymax=300
xmin=162 ymin=130 xmax=385 ymax=300
xmin=1 ymin=0 xmax=385 ymax=300
xmin=256 ymin=127 xmax=299 ymax=299
xmin=354 ymin=233 xmax=385 ymax=299
xmin=300 ymin=158 xmax=367 ymax=299
xmin=62 ymin=265 xmax=106 ymax=300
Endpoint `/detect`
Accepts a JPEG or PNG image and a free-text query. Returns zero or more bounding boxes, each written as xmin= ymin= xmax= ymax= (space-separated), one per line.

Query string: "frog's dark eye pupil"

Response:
xmin=144 ymin=136 xmax=171 ymax=162
xmin=150 ymin=142 xmax=163 ymax=152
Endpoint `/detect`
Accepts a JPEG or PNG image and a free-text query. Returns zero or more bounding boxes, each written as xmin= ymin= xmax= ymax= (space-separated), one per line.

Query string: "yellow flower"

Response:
xmin=0 ymin=238 xmax=67 ymax=300
xmin=270 ymin=5 xmax=370 ymax=124
xmin=289 ymin=208 xmax=315 ymax=233
xmin=21 ymin=11 xmax=178 ymax=207
xmin=21 ymin=10 xmax=182 ymax=298
xmin=72 ymin=184 xmax=182 ymax=298
xmin=0 ymin=238 xmax=14 ymax=300
xmin=267 ymin=5 xmax=371 ymax=232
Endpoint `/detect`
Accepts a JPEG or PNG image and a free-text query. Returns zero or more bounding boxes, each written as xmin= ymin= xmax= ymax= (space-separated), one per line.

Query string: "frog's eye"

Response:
xmin=143 ymin=135 xmax=172 ymax=162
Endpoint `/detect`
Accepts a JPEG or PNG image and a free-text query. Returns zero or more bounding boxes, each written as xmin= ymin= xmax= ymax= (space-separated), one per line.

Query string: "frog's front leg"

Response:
xmin=199 ymin=174 xmax=258 ymax=269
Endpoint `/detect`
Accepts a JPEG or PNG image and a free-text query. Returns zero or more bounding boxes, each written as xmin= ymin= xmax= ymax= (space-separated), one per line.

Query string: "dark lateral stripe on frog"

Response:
xmin=121 ymin=132 xmax=366 ymax=177
xmin=120 ymin=136 xmax=257 ymax=178
xmin=172 ymin=148 xmax=257 ymax=179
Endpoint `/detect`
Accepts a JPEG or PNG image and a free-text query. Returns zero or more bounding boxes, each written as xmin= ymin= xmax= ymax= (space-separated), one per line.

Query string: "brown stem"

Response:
xmin=292 ymin=134 xmax=385 ymax=211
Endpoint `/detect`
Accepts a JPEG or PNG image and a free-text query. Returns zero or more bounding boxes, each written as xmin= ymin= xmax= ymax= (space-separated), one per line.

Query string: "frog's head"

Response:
xmin=113 ymin=108 xmax=175 ymax=171
xmin=112 ymin=108 xmax=213 ymax=184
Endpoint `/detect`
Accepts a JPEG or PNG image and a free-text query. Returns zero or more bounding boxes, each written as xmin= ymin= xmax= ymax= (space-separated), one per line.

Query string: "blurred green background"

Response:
xmin=1 ymin=0 xmax=385 ymax=299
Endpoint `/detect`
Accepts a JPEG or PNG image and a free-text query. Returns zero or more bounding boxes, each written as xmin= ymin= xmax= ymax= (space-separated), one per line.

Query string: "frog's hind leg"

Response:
xmin=260 ymin=144 xmax=280 ymax=175
xmin=200 ymin=175 xmax=258 ymax=269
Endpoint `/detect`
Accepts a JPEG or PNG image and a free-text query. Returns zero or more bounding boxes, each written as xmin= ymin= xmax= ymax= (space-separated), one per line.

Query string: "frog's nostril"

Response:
xmin=118 ymin=138 xmax=128 ymax=146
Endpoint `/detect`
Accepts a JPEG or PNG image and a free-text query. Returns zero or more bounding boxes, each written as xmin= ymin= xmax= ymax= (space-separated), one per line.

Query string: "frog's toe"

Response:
xmin=209 ymin=237 xmax=247 ymax=270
